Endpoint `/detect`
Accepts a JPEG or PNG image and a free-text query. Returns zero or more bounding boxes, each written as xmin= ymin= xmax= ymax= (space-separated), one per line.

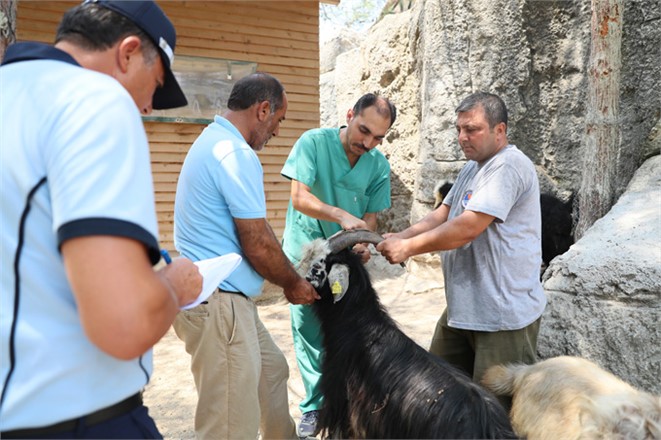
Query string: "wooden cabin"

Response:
xmin=15 ymin=0 xmax=338 ymax=251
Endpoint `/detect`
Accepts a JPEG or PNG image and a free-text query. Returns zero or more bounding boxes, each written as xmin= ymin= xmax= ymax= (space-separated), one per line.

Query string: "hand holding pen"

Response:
xmin=157 ymin=249 xmax=202 ymax=308
xmin=160 ymin=249 xmax=173 ymax=264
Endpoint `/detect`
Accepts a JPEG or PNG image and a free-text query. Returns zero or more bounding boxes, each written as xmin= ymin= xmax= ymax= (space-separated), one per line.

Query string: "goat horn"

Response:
xmin=327 ymin=229 xmax=386 ymax=254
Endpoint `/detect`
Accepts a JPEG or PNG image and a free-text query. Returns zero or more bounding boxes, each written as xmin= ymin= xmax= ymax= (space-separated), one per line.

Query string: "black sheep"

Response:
xmin=539 ymin=193 xmax=574 ymax=267
xmin=300 ymin=231 xmax=516 ymax=439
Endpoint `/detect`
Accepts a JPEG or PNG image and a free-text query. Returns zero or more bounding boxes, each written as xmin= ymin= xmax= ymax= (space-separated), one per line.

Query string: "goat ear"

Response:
xmin=328 ymin=264 xmax=350 ymax=303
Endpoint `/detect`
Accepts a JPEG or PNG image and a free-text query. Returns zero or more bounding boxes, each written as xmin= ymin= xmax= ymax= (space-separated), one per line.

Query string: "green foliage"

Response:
xmin=320 ymin=0 xmax=388 ymax=32
xmin=378 ymin=0 xmax=415 ymax=21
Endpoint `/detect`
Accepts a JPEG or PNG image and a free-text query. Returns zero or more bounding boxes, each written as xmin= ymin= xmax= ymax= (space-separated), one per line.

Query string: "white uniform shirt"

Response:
xmin=0 ymin=43 xmax=160 ymax=430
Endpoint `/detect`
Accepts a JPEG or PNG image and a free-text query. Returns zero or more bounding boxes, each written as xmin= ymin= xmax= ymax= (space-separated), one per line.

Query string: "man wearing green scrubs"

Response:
xmin=281 ymin=93 xmax=397 ymax=438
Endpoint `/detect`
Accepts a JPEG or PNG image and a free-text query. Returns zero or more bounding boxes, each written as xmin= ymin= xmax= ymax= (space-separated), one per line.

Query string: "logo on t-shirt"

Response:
xmin=461 ymin=190 xmax=473 ymax=209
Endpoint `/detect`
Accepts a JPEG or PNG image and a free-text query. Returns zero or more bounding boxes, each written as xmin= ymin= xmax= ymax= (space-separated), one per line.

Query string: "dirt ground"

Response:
xmin=143 ymin=255 xmax=446 ymax=439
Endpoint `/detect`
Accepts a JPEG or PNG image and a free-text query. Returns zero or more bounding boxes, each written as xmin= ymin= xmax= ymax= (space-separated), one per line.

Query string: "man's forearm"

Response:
xmin=235 ymin=218 xmax=300 ymax=289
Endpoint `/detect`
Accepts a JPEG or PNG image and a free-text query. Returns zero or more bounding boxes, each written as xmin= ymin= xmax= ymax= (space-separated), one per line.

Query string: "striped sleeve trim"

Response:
xmin=57 ymin=218 xmax=160 ymax=265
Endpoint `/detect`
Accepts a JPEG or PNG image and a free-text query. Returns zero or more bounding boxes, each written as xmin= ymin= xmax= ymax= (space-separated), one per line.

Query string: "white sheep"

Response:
xmin=482 ymin=356 xmax=661 ymax=439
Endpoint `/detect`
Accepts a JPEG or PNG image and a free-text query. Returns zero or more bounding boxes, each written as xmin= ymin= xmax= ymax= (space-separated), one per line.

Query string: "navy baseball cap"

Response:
xmin=85 ymin=0 xmax=187 ymax=109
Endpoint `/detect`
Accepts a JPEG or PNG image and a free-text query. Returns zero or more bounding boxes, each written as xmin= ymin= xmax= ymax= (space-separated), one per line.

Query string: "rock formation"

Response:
xmin=541 ymin=156 xmax=660 ymax=394
xmin=320 ymin=0 xmax=660 ymax=393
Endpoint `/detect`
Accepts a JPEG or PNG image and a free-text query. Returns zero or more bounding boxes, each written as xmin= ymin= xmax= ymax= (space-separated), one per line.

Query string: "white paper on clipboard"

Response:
xmin=180 ymin=253 xmax=242 ymax=310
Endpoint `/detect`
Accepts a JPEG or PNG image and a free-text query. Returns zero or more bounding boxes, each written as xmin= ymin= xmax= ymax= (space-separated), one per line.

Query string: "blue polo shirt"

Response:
xmin=174 ymin=116 xmax=267 ymax=296
xmin=0 ymin=43 xmax=160 ymax=430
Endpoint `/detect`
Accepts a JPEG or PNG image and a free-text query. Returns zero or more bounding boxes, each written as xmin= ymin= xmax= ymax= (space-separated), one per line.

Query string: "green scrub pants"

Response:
xmin=290 ymin=303 xmax=324 ymax=413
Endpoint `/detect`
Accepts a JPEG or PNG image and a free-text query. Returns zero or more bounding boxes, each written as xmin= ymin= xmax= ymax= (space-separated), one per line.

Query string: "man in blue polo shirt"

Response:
xmin=0 ymin=1 xmax=202 ymax=438
xmin=173 ymin=72 xmax=319 ymax=440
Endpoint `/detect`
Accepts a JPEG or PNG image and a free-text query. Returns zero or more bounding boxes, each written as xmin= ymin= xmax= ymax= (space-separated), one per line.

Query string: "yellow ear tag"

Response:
xmin=331 ymin=280 xmax=343 ymax=295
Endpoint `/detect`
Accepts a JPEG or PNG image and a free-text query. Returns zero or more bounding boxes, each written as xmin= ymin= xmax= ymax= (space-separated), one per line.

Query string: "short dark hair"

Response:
xmin=456 ymin=92 xmax=508 ymax=129
xmin=55 ymin=2 xmax=158 ymax=65
xmin=353 ymin=93 xmax=397 ymax=127
xmin=227 ymin=72 xmax=285 ymax=113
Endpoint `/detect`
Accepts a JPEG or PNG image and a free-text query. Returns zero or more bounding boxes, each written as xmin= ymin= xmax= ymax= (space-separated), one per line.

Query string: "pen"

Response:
xmin=160 ymin=249 xmax=172 ymax=265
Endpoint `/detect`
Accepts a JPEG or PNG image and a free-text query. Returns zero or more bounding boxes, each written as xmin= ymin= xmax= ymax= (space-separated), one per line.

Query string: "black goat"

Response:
xmin=300 ymin=231 xmax=516 ymax=439
xmin=434 ymin=180 xmax=574 ymax=266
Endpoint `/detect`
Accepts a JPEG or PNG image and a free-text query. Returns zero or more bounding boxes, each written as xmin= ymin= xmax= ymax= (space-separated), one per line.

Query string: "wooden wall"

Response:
xmin=16 ymin=1 xmax=321 ymax=250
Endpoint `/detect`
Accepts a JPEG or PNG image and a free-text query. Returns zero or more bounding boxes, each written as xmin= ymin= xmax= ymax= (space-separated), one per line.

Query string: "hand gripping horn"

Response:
xmin=327 ymin=229 xmax=406 ymax=267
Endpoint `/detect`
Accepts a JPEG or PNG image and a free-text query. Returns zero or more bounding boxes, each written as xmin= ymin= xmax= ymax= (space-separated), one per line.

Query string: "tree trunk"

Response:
xmin=576 ymin=0 xmax=623 ymax=239
xmin=0 ymin=0 xmax=16 ymax=61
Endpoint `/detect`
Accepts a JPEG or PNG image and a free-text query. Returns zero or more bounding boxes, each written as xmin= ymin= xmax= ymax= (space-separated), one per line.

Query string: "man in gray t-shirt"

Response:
xmin=377 ymin=92 xmax=546 ymax=396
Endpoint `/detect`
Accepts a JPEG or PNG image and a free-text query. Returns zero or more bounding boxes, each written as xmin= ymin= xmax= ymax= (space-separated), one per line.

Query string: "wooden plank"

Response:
xmin=264 ymin=180 xmax=294 ymax=190
xmin=154 ymin=182 xmax=178 ymax=193
xmin=17 ymin=4 xmax=69 ymax=20
xmin=267 ymin=199 xmax=290 ymax=209
xmin=281 ymin=110 xmax=320 ymax=120
xmin=156 ymin=202 xmax=175 ymax=213
xmin=179 ymin=36 xmax=317 ymax=61
xmin=155 ymin=192 xmax=176 ymax=203
xmin=287 ymin=93 xmax=320 ymax=104
xmin=260 ymin=146 xmax=300 ymax=156
xmin=258 ymin=155 xmax=289 ymax=165
xmin=145 ymin=133 xmax=302 ymax=147
xmin=166 ymin=1 xmax=318 ymax=24
xmin=176 ymin=46 xmax=319 ymax=70
xmin=263 ymin=164 xmax=288 ymax=175
xmin=283 ymin=101 xmax=320 ymax=113
xmin=264 ymin=174 xmax=293 ymax=183
xmin=145 ymin=122 xmax=206 ymax=134
xmin=146 ymin=131 xmax=206 ymax=142
xmin=149 ymin=143 xmax=192 ymax=154
xmin=159 ymin=230 xmax=174 ymax=242
xmin=175 ymin=24 xmax=317 ymax=47
xmin=266 ymin=191 xmax=291 ymax=202
xmin=249 ymin=64 xmax=318 ymax=79
xmin=151 ymin=152 xmax=189 ymax=163
xmin=168 ymin=1 xmax=318 ymax=24
xmin=164 ymin=4 xmax=317 ymax=33
xmin=152 ymin=173 xmax=180 ymax=183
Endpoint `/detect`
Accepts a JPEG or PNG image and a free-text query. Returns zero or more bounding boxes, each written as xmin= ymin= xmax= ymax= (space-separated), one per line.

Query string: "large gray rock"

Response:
xmin=320 ymin=31 xmax=360 ymax=75
xmin=540 ymin=155 xmax=661 ymax=394
xmin=320 ymin=0 xmax=660 ymax=393
xmin=321 ymin=0 xmax=660 ymax=232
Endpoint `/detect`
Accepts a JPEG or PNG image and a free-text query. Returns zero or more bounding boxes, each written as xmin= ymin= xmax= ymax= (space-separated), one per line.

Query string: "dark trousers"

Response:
xmin=2 ymin=404 xmax=162 ymax=439
xmin=429 ymin=308 xmax=541 ymax=410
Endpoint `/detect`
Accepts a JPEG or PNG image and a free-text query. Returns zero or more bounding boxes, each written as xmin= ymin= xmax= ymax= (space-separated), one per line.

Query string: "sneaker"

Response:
xmin=297 ymin=410 xmax=319 ymax=438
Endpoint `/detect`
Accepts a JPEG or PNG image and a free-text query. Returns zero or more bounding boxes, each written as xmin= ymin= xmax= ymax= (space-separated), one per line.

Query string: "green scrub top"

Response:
xmin=281 ymin=127 xmax=391 ymax=264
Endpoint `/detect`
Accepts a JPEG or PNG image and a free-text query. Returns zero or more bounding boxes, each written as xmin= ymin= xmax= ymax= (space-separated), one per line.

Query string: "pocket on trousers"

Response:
xmin=173 ymin=303 xmax=209 ymax=350
xmin=219 ymin=295 xmax=238 ymax=345
xmin=180 ymin=303 xmax=209 ymax=324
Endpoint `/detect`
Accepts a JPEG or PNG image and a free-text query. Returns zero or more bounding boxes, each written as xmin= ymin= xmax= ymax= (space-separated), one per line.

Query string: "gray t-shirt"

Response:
xmin=442 ymin=145 xmax=546 ymax=331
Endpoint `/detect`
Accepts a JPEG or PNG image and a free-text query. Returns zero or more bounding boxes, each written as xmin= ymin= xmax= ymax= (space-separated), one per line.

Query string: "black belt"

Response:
xmin=1 ymin=392 xmax=143 ymax=438
xmin=200 ymin=288 xmax=247 ymax=304
xmin=218 ymin=288 xmax=246 ymax=297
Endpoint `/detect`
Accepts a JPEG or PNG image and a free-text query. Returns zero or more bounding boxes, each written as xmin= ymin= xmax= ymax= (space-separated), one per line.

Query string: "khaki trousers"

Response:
xmin=173 ymin=290 xmax=296 ymax=440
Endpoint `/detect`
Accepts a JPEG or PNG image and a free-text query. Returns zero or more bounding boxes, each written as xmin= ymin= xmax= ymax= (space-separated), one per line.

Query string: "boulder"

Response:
xmin=540 ymin=155 xmax=661 ymax=394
